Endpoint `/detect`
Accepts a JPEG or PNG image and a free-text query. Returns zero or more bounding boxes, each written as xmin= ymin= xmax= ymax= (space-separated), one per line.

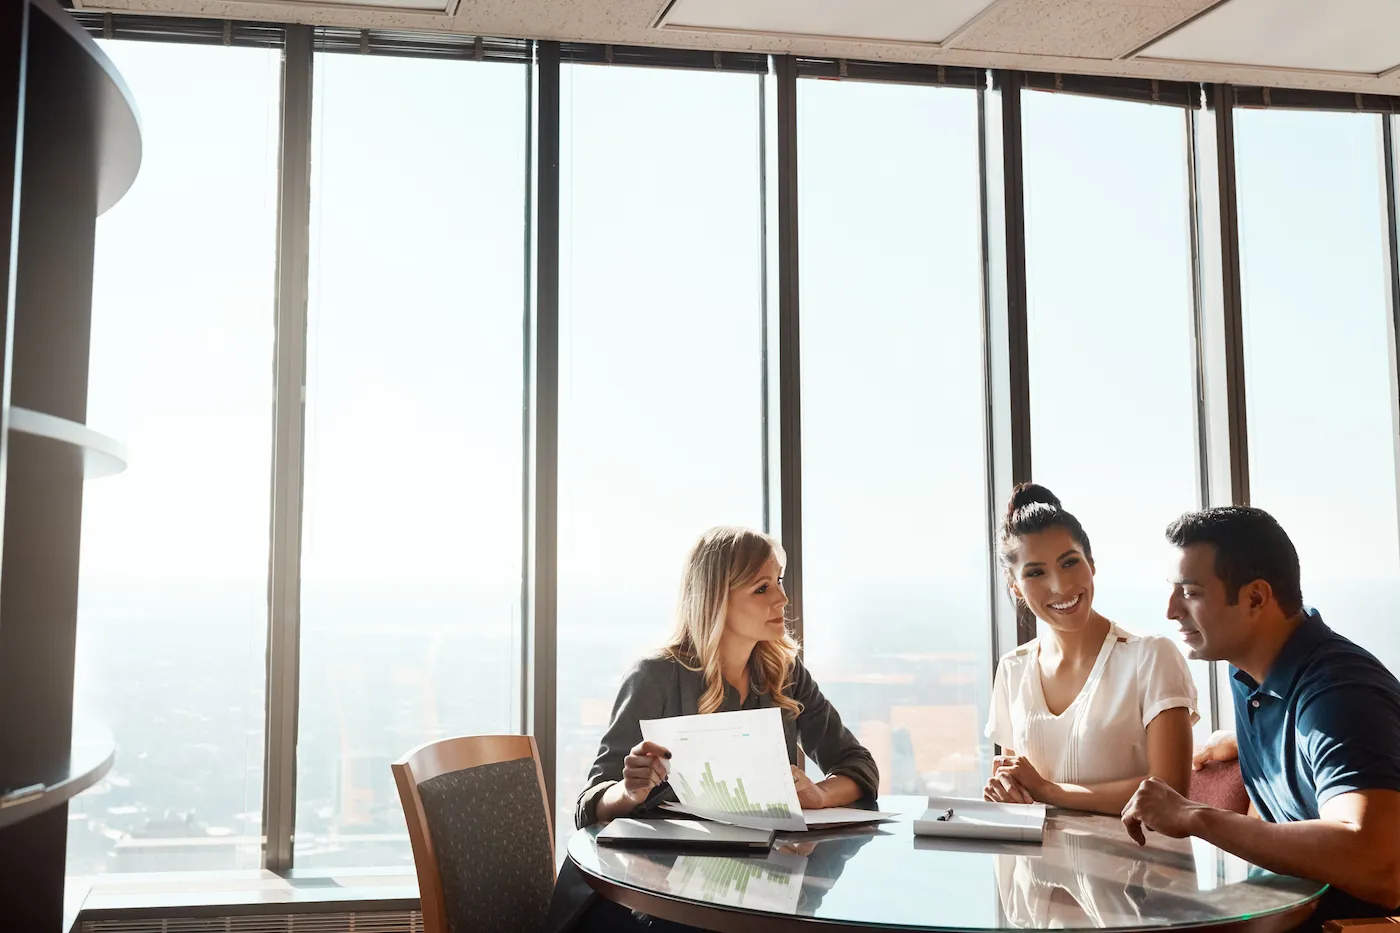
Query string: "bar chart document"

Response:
xmin=642 ymin=708 xmax=806 ymax=831
xmin=641 ymin=709 xmax=897 ymax=832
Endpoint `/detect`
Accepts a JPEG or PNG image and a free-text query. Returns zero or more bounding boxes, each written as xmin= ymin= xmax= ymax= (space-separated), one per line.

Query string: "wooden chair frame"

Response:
xmin=392 ymin=734 xmax=555 ymax=933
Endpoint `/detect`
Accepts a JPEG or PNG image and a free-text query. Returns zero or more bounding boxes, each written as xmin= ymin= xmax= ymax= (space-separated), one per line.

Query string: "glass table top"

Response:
xmin=567 ymin=795 xmax=1326 ymax=931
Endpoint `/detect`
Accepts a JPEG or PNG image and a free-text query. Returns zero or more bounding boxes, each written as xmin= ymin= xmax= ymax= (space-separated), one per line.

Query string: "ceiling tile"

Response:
xmin=228 ymin=0 xmax=454 ymax=9
xmin=950 ymin=0 xmax=1210 ymax=59
xmin=657 ymin=0 xmax=999 ymax=45
xmin=1141 ymin=0 xmax=1400 ymax=74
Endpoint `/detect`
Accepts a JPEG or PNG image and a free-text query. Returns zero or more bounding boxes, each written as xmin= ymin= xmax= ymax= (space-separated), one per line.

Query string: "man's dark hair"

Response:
xmin=1165 ymin=506 xmax=1303 ymax=615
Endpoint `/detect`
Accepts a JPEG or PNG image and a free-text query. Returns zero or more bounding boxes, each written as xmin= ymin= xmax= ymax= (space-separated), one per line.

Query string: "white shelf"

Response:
xmin=0 ymin=725 xmax=114 ymax=831
xmin=33 ymin=0 xmax=143 ymax=215
xmin=7 ymin=407 xmax=127 ymax=478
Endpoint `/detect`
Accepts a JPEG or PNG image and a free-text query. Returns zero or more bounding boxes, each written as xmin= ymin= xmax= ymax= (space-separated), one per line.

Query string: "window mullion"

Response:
xmin=262 ymin=23 xmax=313 ymax=875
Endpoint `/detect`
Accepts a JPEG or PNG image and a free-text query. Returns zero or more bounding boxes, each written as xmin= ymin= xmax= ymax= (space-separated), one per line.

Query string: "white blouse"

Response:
xmin=986 ymin=623 xmax=1198 ymax=786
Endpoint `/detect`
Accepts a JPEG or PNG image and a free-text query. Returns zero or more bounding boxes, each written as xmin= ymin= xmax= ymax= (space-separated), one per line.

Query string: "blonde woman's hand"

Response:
xmin=791 ymin=766 xmax=829 ymax=809
xmin=619 ymin=740 xmax=671 ymax=806
xmin=595 ymin=740 xmax=672 ymax=823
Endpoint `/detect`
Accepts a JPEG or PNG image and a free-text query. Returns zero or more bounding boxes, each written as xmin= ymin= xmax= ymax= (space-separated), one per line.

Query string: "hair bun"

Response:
xmin=1006 ymin=482 xmax=1061 ymax=521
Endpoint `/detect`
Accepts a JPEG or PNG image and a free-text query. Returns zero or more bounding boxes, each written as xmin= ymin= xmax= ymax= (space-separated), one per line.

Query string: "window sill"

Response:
xmin=67 ymin=866 xmax=419 ymax=931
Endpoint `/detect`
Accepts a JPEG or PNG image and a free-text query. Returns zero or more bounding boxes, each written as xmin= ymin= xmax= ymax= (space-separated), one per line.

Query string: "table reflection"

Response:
xmin=666 ymin=847 xmax=807 ymax=914
xmin=592 ymin=830 xmax=876 ymax=916
xmin=994 ymin=814 xmax=1317 ymax=929
xmin=569 ymin=798 xmax=1325 ymax=931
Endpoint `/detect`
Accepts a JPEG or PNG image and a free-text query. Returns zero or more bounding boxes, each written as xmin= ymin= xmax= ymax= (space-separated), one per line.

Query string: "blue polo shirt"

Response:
xmin=1233 ymin=609 xmax=1400 ymax=820
xmin=1232 ymin=609 xmax=1400 ymax=915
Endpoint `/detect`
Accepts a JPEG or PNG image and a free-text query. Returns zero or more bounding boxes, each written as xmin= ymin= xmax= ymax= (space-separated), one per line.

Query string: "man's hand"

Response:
xmin=792 ymin=766 xmax=829 ymax=809
xmin=994 ymin=755 xmax=1049 ymax=800
xmin=1192 ymin=731 xmax=1239 ymax=771
xmin=1121 ymin=776 xmax=1209 ymax=845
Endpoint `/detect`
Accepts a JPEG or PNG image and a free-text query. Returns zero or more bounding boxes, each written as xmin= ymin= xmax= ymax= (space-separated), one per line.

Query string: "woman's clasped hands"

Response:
xmin=983 ymin=754 xmax=1047 ymax=805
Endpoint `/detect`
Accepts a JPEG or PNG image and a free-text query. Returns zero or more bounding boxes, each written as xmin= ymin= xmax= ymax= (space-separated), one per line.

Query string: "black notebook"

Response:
xmin=596 ymin=818 xmax=774 ymax=851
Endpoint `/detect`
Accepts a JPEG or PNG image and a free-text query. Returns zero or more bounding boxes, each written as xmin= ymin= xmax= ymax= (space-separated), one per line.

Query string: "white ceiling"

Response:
xmin=71 ymin=0 xmax=1400 ymax=95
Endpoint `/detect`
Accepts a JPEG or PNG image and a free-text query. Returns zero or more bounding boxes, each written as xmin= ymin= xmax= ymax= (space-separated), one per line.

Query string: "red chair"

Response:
xmin=1189 ymin=759 xmax=1250 ymax=814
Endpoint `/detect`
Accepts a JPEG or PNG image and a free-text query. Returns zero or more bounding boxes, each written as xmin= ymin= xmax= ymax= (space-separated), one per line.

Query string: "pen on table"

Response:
xmin=936 ymin=807 xmax=954 ymax=822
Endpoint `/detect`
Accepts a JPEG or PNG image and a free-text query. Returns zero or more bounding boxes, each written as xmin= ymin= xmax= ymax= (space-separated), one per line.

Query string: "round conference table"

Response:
xmin=566 ymin=795 xmax=1326 ymax=933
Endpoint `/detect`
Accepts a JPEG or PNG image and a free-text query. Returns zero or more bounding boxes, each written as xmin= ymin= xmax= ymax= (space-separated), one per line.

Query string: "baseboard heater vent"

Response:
xmin=81 ymin=910 xmax=424 ymax=933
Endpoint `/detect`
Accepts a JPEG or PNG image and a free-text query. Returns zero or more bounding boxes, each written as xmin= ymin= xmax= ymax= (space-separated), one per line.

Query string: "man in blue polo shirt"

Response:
xmin=1120 ymin=506 xmax=1400 ymax=920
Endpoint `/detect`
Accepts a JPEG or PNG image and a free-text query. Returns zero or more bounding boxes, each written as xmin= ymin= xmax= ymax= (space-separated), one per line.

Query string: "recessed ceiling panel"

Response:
xmin=656 ymin=0 xmax=1000 ymax=45
xmin=949 ymin=0 xmax=1210 ymax=60
xmin=1141 ymin=0 xmax=1400 ymax=74
xmin=224 ymin=0 xmax=457 ymax=10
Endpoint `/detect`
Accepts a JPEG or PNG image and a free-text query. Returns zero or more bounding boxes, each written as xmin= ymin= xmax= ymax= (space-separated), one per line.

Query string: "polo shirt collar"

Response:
xmin=1233 ymin=608 xmax=1329 ymax=699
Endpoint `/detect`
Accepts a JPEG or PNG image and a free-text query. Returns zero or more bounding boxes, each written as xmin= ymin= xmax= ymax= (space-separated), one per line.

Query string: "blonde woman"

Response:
xmin=576 ymin=526 xmax=878 ymax=828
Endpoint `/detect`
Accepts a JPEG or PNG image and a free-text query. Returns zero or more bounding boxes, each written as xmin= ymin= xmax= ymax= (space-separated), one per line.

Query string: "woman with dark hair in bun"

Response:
xmin=983 ymin=483 xmax=1196 ymax=815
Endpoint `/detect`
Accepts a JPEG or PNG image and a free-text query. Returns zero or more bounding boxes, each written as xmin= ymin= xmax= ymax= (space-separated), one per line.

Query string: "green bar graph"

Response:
xmin=675 ymin=856 xmax=796 ymax=905
xmin=675 ymin=761 xmax=794 ymax=818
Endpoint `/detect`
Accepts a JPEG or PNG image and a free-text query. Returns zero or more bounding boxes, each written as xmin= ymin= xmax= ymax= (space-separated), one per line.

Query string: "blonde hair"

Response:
xmin=661 ymin=526 xmax=803 ymax=718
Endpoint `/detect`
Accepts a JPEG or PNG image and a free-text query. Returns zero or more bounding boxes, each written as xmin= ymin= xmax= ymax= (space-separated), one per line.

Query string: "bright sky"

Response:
xmin=82 ymin=44 xmax=1400 ymax=627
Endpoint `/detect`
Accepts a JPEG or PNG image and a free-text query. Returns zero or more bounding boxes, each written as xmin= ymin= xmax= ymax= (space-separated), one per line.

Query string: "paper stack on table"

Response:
xmin=597 ymin=817 xmax=774 ymax=851
xmin=913 ymin=796 xmax=1046 ymax=843
xmin=641 ymin=708 xmax=896 ymax=833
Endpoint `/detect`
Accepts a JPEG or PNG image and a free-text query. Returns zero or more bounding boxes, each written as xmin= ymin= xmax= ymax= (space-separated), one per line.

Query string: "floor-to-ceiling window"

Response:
xmin=60 ymin=20 xmax=1400 ymax=888
xmin=1236 ymin=107 xmax=1400 ymax=674
xmin=296 ymin=50 xmax=528 ymax=867
xmin=797 ymin=76 xmax=992 ymax=797
xmin=1021 ymin=90 xmax=1209 ymax=732
xmin=554 ymin=61 xmax=768 ymax=848
xmin=68 ymin=40 xmax=282 ymax=876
